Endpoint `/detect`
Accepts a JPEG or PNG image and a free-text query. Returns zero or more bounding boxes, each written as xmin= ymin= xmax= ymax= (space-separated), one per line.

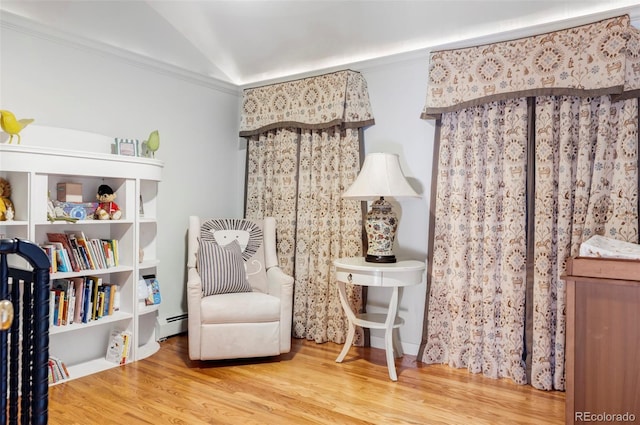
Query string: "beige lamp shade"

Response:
xmin=342 ymin=153 xmax=420 ymax=200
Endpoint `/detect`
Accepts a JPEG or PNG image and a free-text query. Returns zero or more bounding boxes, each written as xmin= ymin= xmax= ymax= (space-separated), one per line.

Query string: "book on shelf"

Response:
xmin=101 ymin=282 xmax=118 ymax=316
xmin=65 ymin=230 xmax=96 ymax=270
xmin=93 ymin=238 xmax=112 ymax=269
xmin=65 ymin=233 xmax=88 ymax=270
xmin=40 ymin=244 xmax=58 ymax=273
xmin=49 ymin=290 xmax=58 ymax=326
xmin=82 ymin=278 xmax=92 ymax=323
xmin=46 ymin=232 xmax=120 ymax=273
xmin=45 ymin=242 xmax=71 ymax=273
xmin=51 ymin=278 xmax=79 ymax=326
xmin=105 ymin=329 xmax=132 ymax=365
xmin=101 ymin=239 xmax=117 ymax=267
xmin=86 ymin=276 xmax=103 ymax=321
xmin=46 ymin=233 xmax=80 ymax=272
xmin=48 ymin=276 xmax=118 ymax=326
xmin=71 ymin=277 xmax=85 ymax=323
xmin=143 ymin=274 xmax=161 ymax=306
xmin=48 ymin=356 xmax=70 ymax=384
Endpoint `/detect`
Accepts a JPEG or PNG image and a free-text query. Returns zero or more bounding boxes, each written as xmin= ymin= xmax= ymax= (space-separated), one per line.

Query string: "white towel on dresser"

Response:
xmin=579 ymin=235 xmax=640 ymax=259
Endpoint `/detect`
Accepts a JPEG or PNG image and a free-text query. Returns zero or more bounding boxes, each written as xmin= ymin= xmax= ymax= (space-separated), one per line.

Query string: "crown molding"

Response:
xmin=0 ymin=11 xmax=241 ymax=97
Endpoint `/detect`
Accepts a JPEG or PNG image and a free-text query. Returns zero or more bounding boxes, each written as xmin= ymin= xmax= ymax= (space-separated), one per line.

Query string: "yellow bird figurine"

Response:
xmin=145 ymin=130 xmax=159 ymax=158
xmin=0 ymin=110 xmax=34 ymax=144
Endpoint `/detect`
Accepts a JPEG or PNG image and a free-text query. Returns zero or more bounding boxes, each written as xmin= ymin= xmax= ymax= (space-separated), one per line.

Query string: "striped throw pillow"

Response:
xmin=198 ymin=239 xmax=252 ymax=296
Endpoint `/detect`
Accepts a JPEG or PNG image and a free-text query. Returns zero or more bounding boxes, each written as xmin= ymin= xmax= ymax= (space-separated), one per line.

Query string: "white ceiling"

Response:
xmin=2 ymin=1 xmax=640 ymax=87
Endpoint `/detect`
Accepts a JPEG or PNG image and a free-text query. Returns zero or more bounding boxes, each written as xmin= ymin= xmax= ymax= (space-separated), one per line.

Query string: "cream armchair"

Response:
xmin=186 ymin=216 xmax=294 ymax=360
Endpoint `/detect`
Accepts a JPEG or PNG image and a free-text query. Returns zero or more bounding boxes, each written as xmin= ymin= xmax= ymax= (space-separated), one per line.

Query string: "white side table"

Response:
xmin=334 ymin=257 xmax=426 ymax=381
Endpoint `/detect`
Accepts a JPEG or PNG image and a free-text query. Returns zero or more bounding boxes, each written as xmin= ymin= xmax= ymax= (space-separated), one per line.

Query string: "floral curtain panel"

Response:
xmin=241 ymin=70 xmax=374 ymax=345
xmin=240 ymin=70 xmax=375 ymax=136
xmin=419 ymin=15 xmax=640 ymax=391
xmin=421 ymin=15 xmax=640 ymax=117
xmin=423 ymin=99 xmax=529 ymax=384
xmin=532 ymin=95 xmax=638 ymax=390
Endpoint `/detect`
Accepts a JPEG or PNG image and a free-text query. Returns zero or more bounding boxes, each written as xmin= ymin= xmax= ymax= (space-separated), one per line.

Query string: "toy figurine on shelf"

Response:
xmin=95 ymin=184 xmax=122 ymax=220
xmin=0 ymin=109 xmax=34 ymax=144
xmin=0 ymin=177 xmax=15 ymax=221
xmin=5 ymin=206 xmax=14 ymax=221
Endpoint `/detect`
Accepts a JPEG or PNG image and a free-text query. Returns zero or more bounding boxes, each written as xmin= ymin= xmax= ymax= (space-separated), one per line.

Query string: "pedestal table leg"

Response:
xmin=384 ymin=286 xmax=401 ymax=381
xmin=336 ymin=280 xmax=357 ymax=363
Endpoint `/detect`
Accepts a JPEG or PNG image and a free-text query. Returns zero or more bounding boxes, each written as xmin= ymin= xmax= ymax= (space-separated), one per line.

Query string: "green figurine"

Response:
xmin=144 ymin=130 xmax=159 ymax=158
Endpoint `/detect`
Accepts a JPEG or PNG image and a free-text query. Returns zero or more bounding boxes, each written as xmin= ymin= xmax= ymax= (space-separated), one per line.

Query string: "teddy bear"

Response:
xmin=94 ymin=184 xmax=122 ymax=220
xmin=0 ymin=177 xmax=15 ymax=221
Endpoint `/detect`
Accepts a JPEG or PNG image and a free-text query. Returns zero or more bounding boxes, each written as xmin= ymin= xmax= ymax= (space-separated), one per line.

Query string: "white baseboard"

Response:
xmin=370 ymin=335 xmax=419 ymax=357
xmin=156 ymin=314 xmax=188 ymax=340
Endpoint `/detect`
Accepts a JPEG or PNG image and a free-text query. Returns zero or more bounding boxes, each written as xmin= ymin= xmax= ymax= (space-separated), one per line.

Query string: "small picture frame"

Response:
xmin=115 ymin=138 xmax=139 ymax=157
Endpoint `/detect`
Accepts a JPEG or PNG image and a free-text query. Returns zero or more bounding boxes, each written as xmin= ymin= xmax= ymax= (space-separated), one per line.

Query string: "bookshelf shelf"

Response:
xmin=0 ymin=220 xmax=29 ymax=227
xmin=1 ymin=140 xmax=163 ymax=384
xmin=139 ymin=304 xmax=160 ymax=315
xmin=50 ymin=265 xmax=135 ymax=280
xmin=49 ymin=311 xmax=134 ymax=335
xmin=50 ymin=357 xmax=123 ymax=385
xmin=139 ymin=259 xmax=160 ymax=270
xmin=136 ymin=340 xmax=160 ymax=360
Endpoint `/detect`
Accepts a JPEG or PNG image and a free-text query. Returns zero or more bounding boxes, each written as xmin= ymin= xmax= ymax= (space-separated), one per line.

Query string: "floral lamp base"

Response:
xmin=365 ymin=197 xmax=398 ymax=263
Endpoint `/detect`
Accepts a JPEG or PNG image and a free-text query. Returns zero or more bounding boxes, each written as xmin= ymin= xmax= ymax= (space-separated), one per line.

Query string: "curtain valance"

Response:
xmin=421 ymin=15 xmax=640 ymax=119
xmin=239 ymin=70 xmax=375 ymax=137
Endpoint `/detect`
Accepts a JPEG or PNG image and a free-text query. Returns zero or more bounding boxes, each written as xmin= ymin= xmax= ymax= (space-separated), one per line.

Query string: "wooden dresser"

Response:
xmin=564 ymin=257 xmax=640 ymax=424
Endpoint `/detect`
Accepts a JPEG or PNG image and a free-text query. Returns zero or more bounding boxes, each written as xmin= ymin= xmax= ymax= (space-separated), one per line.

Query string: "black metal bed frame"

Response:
xmin=1 ymin=238 xmax=50 ymax=425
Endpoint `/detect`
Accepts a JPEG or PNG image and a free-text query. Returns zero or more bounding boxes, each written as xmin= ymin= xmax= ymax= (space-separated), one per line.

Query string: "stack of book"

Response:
xmin=49 ymin=277 xmax=119 ymax=327
xmin=41 ymin=231 xmax=119 ymax=273
xmin=48 ymin=356 xmax=70 ymax=384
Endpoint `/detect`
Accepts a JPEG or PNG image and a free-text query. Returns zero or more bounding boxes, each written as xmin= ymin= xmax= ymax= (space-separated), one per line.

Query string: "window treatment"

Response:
xmin=421 ymin=15 xmax=640 ymax=118
xmin=419 ymin=15 xmax=640 ymax=390
xmin=422 ymin=98 xmax=529 ymax=384
xmin=240 ymin=70 xmax=375 ymax=344
xmin=531 ymin=95 xmax=638 ymax=390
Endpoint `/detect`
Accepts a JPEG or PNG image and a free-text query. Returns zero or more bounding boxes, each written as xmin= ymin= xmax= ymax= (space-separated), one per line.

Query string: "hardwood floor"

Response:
xmin=48 ymin=334 xmax=564 ymax=424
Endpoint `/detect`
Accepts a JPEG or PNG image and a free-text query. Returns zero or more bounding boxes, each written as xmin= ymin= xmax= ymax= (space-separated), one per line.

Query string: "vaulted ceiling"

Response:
xmin=1 ymin=1 xmax=639 ymax=87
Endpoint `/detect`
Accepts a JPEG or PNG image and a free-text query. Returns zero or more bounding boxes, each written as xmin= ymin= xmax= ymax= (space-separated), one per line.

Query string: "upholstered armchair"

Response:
xmin=186 ymin=216 xmax=294 ymax=360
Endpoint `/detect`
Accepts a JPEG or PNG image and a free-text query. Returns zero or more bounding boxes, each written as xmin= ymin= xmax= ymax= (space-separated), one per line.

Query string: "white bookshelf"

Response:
xmin=0 ymin=137 xmax=163 ymax=385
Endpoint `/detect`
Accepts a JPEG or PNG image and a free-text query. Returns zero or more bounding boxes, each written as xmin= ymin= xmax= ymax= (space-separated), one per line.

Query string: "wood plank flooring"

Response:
xmin=48 ymin=334 xmax=564 ymax=424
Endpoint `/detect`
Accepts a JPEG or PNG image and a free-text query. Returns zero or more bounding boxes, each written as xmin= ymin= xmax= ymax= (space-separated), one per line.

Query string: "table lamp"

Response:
xmin=342 ymin=152 xmax=420 ymax=263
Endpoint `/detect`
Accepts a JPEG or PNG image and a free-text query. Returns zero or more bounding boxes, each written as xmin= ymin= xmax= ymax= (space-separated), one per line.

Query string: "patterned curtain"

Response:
xmin=293 ymin=127 xmax=364 ymax=342
xmin=421 ymin=15 xmax=640 ymax=118
xmin=245 ymin=128 xmax=299 ymax=274
xmin=531 ymin=95 xmax=638 ymax=390
xmin=419 ymin=15 xmax=640 ymax=390
xmin=421 ymin=99 xmax=529 ymax=383
xmin=241 ymin=70 xmax=374 ymax=344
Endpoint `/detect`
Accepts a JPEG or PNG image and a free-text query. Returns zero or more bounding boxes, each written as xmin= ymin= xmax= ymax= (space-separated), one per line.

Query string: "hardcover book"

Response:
xmin=47 ymin=233 xmax=80 ymax=272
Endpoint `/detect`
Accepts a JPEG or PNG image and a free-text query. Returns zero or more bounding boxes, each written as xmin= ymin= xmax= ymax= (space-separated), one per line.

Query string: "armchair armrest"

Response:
xmin=267 ymin=266 xmax=294 ymax=353
xmin=266 ymin=266 xmax=294 ymax=296
xmin=186 ymin=267 xmax=203 ymax=360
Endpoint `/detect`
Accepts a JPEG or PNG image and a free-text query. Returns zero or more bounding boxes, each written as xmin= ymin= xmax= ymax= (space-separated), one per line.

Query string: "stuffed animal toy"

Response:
xmin=95 ymin=184 xmax=122 ymax=220
xmin=0 ymin=177 xmax=15 ymax=221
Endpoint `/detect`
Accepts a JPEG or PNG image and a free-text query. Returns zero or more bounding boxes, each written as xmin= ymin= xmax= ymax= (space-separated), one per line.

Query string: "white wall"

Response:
xmin=355 ymin=57 xmax=435 ymax=355
xmin=0 ymin=19 xmax=244 ymax=333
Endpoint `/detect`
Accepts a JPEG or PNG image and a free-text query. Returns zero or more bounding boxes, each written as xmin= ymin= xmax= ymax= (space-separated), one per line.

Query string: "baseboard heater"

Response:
xmin=156 ymin=313 xmax=188 ymax=340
